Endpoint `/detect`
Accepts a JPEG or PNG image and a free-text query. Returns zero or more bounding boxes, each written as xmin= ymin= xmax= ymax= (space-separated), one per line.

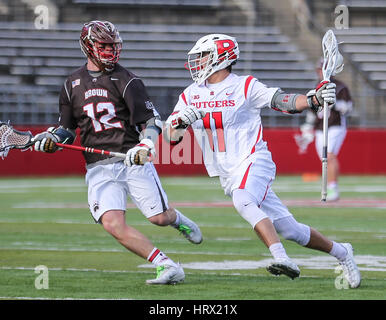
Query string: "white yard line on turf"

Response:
xmin=3 ymin=253 xmax=386 ymax=272
xmin=0 ymin=265 xmax=334 ymax=279
xmin=11 ymin=199 xmax=386 ymax=209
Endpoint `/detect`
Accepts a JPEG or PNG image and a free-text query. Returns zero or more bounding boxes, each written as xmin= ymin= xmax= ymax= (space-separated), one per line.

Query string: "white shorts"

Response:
xmin=85 ymin=161 xmax=169 ymax=223
xmin=315 ymin=125 xmax=347 ymax=159
xmin=221 ymin=151 xmax=292 ymax=222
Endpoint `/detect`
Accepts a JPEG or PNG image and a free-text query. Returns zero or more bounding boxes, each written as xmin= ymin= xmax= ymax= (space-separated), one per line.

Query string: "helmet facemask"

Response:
xmin=187 ymin=51 xmax=216 ymax=86
xmin=80 ymin=21 xmax=122 ymax=72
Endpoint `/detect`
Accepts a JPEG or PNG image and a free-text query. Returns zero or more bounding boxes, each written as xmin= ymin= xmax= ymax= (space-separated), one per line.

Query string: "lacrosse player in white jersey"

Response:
xmin=164 ymin=34 xmax=361 ymax=288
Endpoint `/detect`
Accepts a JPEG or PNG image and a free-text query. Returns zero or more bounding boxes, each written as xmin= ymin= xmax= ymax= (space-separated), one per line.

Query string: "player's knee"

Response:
xmin=280 ymin=222 xmax=310 ymax=246
xmin=101 ymin=210 xmax=125 ymax=236
xmin=232 ymin=189 xmax=267 ymax=228
xmin=232 ymin=189 xmax=255 ymax=211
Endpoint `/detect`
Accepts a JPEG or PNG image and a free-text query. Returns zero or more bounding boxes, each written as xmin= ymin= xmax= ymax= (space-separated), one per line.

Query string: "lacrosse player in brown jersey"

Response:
xmin=33 ymin=20 xmax=203 ymax=285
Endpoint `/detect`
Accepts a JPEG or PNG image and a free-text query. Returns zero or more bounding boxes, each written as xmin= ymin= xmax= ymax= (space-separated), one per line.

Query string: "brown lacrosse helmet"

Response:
xmin=80 ymin=20 xmax=122 ymax=71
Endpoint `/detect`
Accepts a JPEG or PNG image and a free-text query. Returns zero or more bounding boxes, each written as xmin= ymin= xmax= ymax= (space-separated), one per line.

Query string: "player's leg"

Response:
xmin=86 ymin=162 xmax=184 ymax=284
xmin=232 ymin=188 xmax=299 ymax=280
xmin=272 ymin=212 xmax=360 ymax=288
xmin=228 ymin=157 xmax=299 ymax=279
xmin=263 ymin=187 xmax=343 ymax=256
xmin=100 ymin=210 xmax=184 ymax=285
xmin=327 ymin=152 xmax=339 ymax=198
xmin=101 ymin=209 xmax=156 ymax=258
xmin=148 ymin=207 xmax=203 ymax=244
xmin=315 ymin=126 xmax=346 ymax=201
xmin=128 ymin=162 xmax=202 ymax=244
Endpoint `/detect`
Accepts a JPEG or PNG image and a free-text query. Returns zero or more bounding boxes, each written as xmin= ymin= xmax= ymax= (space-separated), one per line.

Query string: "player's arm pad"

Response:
xmin=138 ymin=116 xmax=162 ymax=145
xmin=271 ymin=89 xmax=301 ymax=114
xmin=54 ymin=127 xmax=76 ymax=144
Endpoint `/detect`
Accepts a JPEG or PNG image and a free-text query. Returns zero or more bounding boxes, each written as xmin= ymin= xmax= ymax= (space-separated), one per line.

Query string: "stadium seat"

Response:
xmin=335 ymin=27 xmax=386 ymax=90
xmin=0 ymin=22 xmax=317 ymax=124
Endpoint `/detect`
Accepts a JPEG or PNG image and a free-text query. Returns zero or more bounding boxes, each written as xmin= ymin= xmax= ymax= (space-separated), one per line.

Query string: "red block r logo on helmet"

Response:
xmin=215 ymin=39 xmax=238 ymax=64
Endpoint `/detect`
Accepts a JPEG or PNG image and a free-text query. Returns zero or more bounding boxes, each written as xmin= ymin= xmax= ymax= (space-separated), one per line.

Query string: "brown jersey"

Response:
xmin=59 ymin=63 xmax=157 ymax=165
xmin=314 ymin=78 xmax=352 ymax=130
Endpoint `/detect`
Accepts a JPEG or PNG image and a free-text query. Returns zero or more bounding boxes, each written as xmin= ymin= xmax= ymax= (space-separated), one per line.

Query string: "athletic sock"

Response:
xmin=147 ymin=248 xmax=170 ymax=266
xmin=269 ymin=242 xmax=290 ymax=260
xmin=329 ymin=241 xmax=348 ymax=261
xmin=328 ymin=181 xmax=338 ymax=190
xmin=171 ymin=209 xmax=181 ymax=228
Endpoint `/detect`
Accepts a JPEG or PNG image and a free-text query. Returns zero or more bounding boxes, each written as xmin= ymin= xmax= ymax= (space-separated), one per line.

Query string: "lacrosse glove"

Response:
xmin=170 ymin=106 xmax=205 ymax=129
xmin=124 ymin=138 xmax=155 ymax=166
xmin=306 ymin=81 xmax=336 ymax=113
xmin=294 ymin=123 xmax=315 ymax=154
xmin=33 ymin=127 xmax=60 ymax=153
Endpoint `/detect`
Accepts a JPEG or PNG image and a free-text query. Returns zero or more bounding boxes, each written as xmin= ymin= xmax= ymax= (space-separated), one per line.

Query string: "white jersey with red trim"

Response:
xmin=170 ymin=73 xmax=279 ymax=178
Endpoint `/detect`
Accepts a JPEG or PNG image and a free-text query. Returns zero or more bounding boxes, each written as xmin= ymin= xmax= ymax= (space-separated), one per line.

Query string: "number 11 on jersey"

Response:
xmin=202 ymin=111 xmax=226 ymax=152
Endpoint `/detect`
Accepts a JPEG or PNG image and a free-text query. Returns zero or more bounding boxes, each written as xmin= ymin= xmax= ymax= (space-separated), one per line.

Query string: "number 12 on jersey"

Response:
xmin=202 ymin=111 xmax=226 ymax=152
xmin=83 ymin=102 xmax=123 ymax=132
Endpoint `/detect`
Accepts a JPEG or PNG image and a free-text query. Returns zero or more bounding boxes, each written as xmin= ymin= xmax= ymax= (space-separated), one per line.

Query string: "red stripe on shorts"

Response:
xmin=239 ymin=163 xmax=252 ymax=189
xmin=258 ymin=178 xmax=272 ymax=208
xmin=250 ymin=125 xmax=262 ymax=154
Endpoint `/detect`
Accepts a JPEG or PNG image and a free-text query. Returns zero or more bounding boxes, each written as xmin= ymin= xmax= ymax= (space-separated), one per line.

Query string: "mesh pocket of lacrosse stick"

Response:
xmin=0 ymin=122 xmax=33 ymax=159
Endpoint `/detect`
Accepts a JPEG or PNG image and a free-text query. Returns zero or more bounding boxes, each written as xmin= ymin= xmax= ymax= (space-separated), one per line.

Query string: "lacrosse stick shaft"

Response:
xmin=320 ymin=29 xmax=340 ymax=202
xmin=321 ymin=102 xmax=329 ymax=201
xmin=56 ymin=143 xmax=126 ymax=159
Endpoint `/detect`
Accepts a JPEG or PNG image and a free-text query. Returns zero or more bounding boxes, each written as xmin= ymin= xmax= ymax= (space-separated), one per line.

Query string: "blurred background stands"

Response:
xmin=0 ymin=0 xmax=384 ymax=128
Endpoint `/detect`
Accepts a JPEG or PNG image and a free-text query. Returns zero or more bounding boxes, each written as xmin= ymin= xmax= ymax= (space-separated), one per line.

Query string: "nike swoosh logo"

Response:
xmin=111 ymin=78 xmax=119 ymax=81
xmin=150 ymin=205 xmax=156 ymax=210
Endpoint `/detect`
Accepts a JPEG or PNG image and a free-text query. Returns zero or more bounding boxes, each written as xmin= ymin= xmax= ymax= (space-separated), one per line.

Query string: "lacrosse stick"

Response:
xmin=0 ymin=121 xmax=34 ymax=159
xmin=56 ymin=143 xmax=155 ymax=164
xmin=0 ymin=122 xmax=126 ymax=159
xmin=55 ymin=143 xmax=126 ymax=159
xmin=321 ymin=30 xmax=343 ymax=201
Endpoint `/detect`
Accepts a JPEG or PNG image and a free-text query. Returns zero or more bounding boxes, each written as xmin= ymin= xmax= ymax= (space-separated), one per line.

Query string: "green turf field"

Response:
xmin=0 ymin=175 xmax=385 ymax=300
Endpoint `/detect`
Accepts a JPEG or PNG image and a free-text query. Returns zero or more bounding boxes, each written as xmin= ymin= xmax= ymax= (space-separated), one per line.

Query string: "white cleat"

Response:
xmin=326 ymin=188 xmax=340 ymax=202
xmin=339 ymin=243 xmax=361 ymax=288
xmin=267 ymin=258 xmax=300 ymax=280
xmin=146 ymin=262 xmax=185 ymax=285
xmin=177 ymin=215 xmax=203 ymax=244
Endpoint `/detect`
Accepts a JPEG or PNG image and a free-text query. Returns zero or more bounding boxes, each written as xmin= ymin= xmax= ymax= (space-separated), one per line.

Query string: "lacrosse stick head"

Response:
xmin=0 ymin=121 xmax=33 ymax=159
xmin=322 ymin=30 xmax=343 ymax=81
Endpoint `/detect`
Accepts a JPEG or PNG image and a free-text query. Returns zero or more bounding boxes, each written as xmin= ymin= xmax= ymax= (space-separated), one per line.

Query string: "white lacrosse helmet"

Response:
xmin=186 ymin=34 xmax=239 ymax=85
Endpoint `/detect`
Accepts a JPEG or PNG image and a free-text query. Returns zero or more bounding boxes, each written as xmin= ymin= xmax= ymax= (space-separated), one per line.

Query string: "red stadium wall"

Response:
xmin=0 ymin=127 xmax=385 ymax=176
